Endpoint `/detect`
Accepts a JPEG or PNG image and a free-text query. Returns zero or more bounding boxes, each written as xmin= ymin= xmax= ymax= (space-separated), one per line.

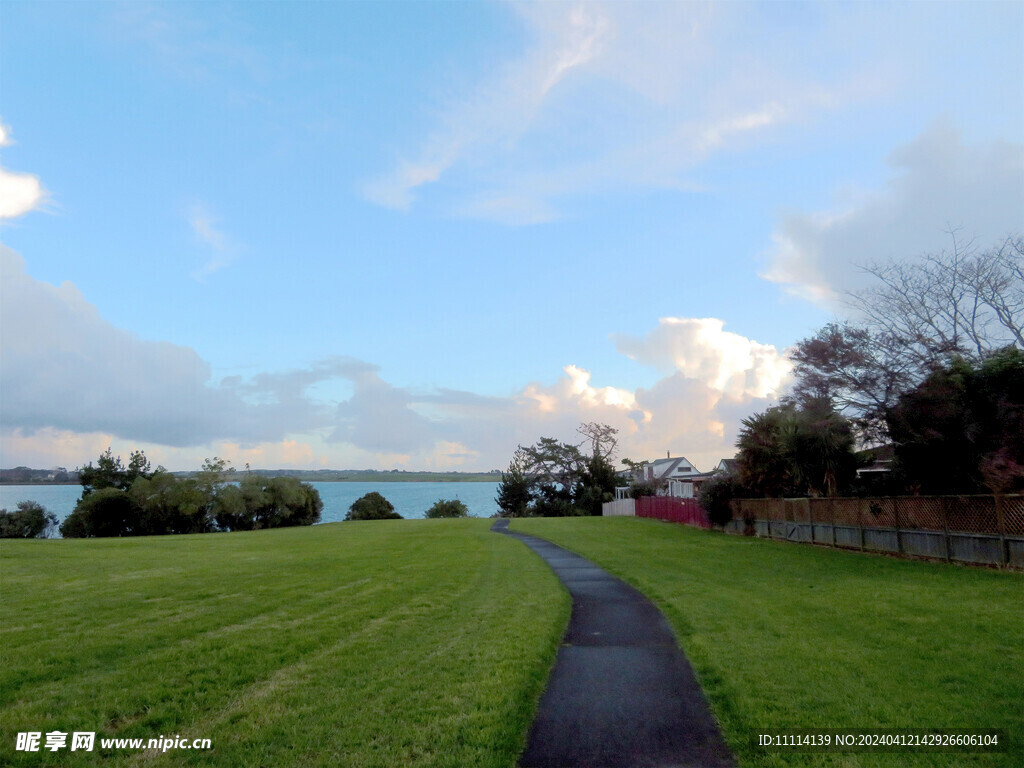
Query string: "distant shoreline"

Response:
xmin=1 ymin=472 xmax=501 ymax=486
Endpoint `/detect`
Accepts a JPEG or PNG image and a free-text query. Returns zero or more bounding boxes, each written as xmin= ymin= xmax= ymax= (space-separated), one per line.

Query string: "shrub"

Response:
xmin=698 ymin=474 xmax=741 ymax=528
xmin=346 ymin=492 xmax=402 ymax=521
xmin=0 ymin=501 xmax=59 ymax=538
xmin=424 ymin=499 xmax=469 ymax=518
xmin=629 ymin=482 xmax=658 ymax=499
xmin=61 ymin=488 xmax=139 ymax=538
xmin=261 ymin=477 xmax=323 ymax=528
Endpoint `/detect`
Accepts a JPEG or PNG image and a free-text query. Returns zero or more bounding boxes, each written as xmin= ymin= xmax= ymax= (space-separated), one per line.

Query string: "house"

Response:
xmin=616 ymin=452 xmax=703 ymax=499
xmin=714 ymin=458 xmax=738 ymax=475
xmin=615 ymin=454 xmax=740 ymax=500
xmin=855 ymin=444 xmax=894 ymax=480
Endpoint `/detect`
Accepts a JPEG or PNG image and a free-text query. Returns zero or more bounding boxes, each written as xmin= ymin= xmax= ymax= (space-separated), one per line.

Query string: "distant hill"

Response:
xmin=0 ymin=467 xmax=79 ymax=484
xmin=2 ymin=466 xmax=501 ymax=484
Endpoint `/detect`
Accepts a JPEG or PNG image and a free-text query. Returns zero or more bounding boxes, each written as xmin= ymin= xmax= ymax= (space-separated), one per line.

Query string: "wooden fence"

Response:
xmin=603 ymin=493 xmax=1024 ymax=569
xmin=728 ymin=495 xmax=1024 ymax=569
xmin=602 ymin=496 xmax=711 ymax=528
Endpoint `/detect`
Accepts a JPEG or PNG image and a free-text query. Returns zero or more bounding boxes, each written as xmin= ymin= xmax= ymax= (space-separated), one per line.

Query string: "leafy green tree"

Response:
xmin=496 ymin=448 xmax=531 ymax=517
xmin=61 ymin=488 xmax=138 ymax=538
xmin=125 ymin=450 xmax=153 ymax=488
xmin=783 ymin=399 xmax=858 ymax=497
xmin=574 ymin=422 xmax=619 ymax=514
xmin=78 ymin=448 xmax=153 ymax=497
xmin=130 ymin=470 xmax=184 ymax=534
xmin=737 ymin=400 xmax=857 ymax=498
xmin=698 ymin=474 xmax=744 ymax=528
xmin=424 ymin=499 xmax=469 ymax=518
xmin=887 ymin=347 xmax=1024 ymax=494
xmin=736 ymin=406 xmax=796 ymax=497
xmin=0 ymin=501 xmax=58 ymax=538
xmin=522 ymin=436 xmax=586 ymax=515
xmin=346 ymin=492 xmax=402 ymax=521
xmin=498 ymin=423 xmax=621 ymax=516
xmin=260 ymin=476 xmax=323 ymax=528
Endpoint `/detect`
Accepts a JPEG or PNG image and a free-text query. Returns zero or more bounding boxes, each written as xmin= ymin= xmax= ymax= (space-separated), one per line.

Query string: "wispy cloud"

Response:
xmin=188 ymin=205 xmax=235 ymax=280
xmin=361 ymin=1 xmax=610 ymax=211
xmin=112 ymin=2 xmax=267 ymax=83
xmin=360 ymin=2 xmax=872 ymax=223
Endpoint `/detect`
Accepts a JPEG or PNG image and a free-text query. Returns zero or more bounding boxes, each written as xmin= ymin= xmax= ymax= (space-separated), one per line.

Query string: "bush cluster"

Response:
xmin=0 ymin=501 xmax=59 ymax=539
xmin=345 ymin=492 xmax=402 ymax=520
xmin=60 ymin=451 xmax=322 ymax=538
xmin=424 ymin=499 xmax=468 ymax=518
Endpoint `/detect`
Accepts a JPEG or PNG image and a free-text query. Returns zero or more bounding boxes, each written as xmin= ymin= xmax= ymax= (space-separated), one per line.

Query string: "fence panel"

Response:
xmin=1002 ymin=496 xmax=1024 ymax=536
xmin=946 ymin=496 xmax=998 ymax=534
xmin=635 ymin=496 xmax=711 ymax=528
xmin=726 ymin=494 xmax=1021 ymax=569
xmin=896 ymin=497 xmax=945 ymax=530
xmin=602 ymin=499 xmax=636 ymax=517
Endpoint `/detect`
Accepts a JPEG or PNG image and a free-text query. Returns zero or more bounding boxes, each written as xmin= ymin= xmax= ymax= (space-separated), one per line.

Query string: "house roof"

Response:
xmin=643 ymin=456 xmax=700 ymax=478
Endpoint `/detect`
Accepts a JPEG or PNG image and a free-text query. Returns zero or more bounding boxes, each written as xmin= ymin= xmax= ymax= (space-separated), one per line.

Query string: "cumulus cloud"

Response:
xmin=0 ymin=120 xmax=48 ymax=221
xmin=762 ymin=124 xmax=1024 ymax=305
xmin=2 ymin=245 xmax=790 ymax=471
xmin=0 ymin=246 xmax=329 ymax=447
xmin=614 ymin=317 xmax=792 ymax=399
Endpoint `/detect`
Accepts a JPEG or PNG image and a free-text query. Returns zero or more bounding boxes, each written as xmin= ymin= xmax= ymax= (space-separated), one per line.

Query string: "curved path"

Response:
xmin=492 ymin=519 xmax=735 ymax=768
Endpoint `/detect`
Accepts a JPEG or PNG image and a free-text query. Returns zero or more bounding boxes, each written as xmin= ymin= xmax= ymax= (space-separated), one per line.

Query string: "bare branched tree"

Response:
xmin=852 ymin=231 xmax=1022 ymax=364
xmin=790 ymin=232 xmax=1023 ymax=443
xmin=577 ymin=421 xmax=619 ymax=463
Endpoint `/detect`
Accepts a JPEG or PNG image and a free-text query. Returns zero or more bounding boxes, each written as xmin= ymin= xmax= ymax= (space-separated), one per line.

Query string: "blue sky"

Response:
xmin=1 ymin=1 xmax=1022 ymax=472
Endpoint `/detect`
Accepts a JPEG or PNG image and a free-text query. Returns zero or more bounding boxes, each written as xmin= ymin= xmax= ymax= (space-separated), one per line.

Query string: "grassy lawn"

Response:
xmin=0 ymin=519 xmax=569 ymax=767
xmin=512 ymin=517 xmax=1023 ymax=768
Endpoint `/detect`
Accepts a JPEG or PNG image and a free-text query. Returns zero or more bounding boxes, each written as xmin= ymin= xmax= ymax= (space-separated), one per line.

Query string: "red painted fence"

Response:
xmin=635 ymin=496 xmax=711 ymax=528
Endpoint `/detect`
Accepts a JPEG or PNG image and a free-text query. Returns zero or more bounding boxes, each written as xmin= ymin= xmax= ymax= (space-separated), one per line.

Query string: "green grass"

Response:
xmin=0 ymin=520 xmax=569 ymax=767
xmin=511 ymin=517 xmax=1024 ymax=768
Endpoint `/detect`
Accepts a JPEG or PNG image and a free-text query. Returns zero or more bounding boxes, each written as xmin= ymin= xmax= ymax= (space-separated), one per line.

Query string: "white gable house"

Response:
xmin=616 ymin=453 xmax=704 ymax=499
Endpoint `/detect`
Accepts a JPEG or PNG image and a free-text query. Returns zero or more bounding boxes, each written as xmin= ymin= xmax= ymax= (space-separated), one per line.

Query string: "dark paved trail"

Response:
xmin=492 ymin=519 xmax=735 ymax=768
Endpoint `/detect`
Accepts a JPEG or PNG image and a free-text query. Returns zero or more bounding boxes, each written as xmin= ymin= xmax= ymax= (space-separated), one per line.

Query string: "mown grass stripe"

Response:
xmin=1 ymin=519 xmax=569 ymax=768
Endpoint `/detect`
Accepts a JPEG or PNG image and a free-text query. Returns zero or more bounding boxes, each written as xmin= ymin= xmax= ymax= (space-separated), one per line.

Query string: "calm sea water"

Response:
xmin=0 ymin=481 xmax=502 ymax=534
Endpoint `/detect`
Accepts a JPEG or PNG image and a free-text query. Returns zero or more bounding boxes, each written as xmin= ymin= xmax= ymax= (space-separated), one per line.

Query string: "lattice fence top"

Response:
xmin=732 ymin=495 xmax=1022 ymax=536
xmin=1002 ymin=495 xmax=1024 ymax=536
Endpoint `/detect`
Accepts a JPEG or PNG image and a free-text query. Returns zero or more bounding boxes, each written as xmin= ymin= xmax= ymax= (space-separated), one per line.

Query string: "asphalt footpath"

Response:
xmin=492 ymin=518 xmax=736 ymax=768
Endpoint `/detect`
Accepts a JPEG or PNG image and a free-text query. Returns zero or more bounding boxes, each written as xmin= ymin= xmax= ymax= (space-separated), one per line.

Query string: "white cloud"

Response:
xmin=0 ymin=120 xmax=48 ymax=221
xmin=762 ymin=124 xmax=1024 ymax=305
xmin=0 ymin=246 xmax=328 ymax=447
xmin=2 ymin=244 xmax=790 ymax=472
xmin=614 ymin=317 xmax=792 ymax=399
